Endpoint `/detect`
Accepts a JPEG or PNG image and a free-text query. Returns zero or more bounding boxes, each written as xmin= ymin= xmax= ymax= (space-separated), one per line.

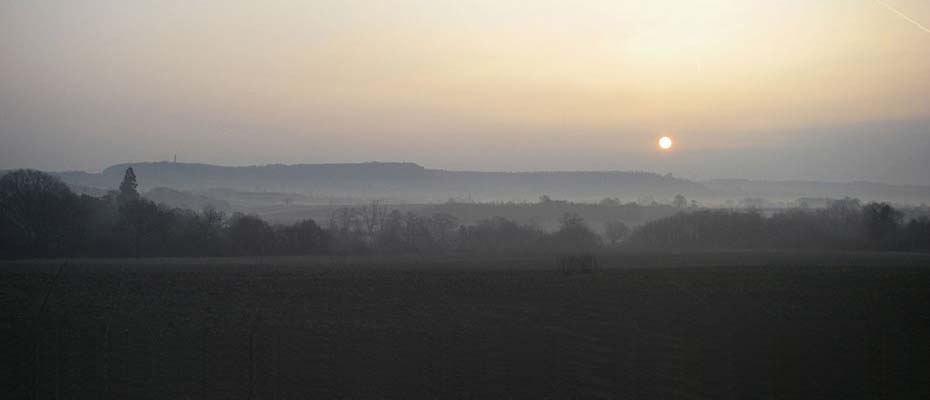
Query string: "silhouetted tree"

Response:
xmin=118 ymin=167 xmax=140 ymax=204
xmin=628 ymin=210 xmax=765 ymax=249
xmin=904 ymin=217 xmax=930 ymax=251
xmin=360 ymin=200 xmax=388 ymax=242
xmin=552 ymin=213 xmax=601 ymax=250
xmin=375 ymin=210 xmax=408 ymax=253
xmin=458 ymin=217 xmax=546 ymax=254
xmin=862 ymin=202 xmax=902 ymax=249
xmin=0 ymin=170 xmax=82 ymax=257
xmin=375 ymin=211 xmax=437 ymax=253
xmin=624 ymin=201 xmax=929 ymax=252
xmin=274 ymin=219 xmax=329 ymax=254
xmin=75 ymin=192 xmax=120 ymax=256
xmin=5 ymin=171 xmax=928 ymax=258
xmin=328 ymin=207 xmax=370 ymax=254
xmin=604 ymin=220 xmax=630 ymax=245
xmin=116 ymin=197 xmax=162 ymax=256
xmin=673 ymin=194 xmax=688 ymax=209
xmin=427 ymin=213 xmax=459 ymax=252
xmin=228 ymin=213 xmax=274 ymax=255
xmin=201 ymin=206 xmax=227 ymax=254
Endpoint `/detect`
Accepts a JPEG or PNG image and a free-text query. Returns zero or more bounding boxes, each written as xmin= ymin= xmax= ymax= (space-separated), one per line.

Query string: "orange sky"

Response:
xmin=1 ymin=0 xmax=929 ymax=176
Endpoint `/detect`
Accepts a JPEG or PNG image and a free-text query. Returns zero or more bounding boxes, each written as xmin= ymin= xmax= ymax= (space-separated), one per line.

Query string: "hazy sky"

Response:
xmin=2 ymin=0 xmax=929 ymax=183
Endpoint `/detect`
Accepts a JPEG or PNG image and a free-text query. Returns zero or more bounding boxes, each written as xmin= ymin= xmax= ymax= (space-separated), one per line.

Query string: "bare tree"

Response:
xmin=359 ymin=200 xmax=388 ymax=242
xmin=427 ymin=212 xmax=459 ymax=251
xmin=604 ymin=220 xmax=630 ymax=245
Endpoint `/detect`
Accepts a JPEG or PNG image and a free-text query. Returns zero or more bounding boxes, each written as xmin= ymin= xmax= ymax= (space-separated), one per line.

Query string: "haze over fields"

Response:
xmin=37 ymin=161 xmax=930 ymax=205
xmin=3 ymin=3 xmax=930 ymax=398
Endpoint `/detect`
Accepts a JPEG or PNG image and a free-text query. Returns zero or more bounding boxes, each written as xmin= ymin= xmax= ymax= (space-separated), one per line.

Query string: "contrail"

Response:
xmin=876 ymin=0 xmax=930 ymax=35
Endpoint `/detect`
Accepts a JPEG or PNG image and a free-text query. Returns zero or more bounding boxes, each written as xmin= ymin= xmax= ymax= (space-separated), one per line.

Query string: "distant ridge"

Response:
xmin=50 ymin=161 xmax=703 ymax=202
xmin=6 ymin=162 xmax=929 ymax=203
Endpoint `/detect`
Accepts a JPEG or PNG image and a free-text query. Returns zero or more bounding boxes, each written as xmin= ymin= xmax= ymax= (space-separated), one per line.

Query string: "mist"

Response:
xmin=4 ymin=2 xmax=930 ymax=399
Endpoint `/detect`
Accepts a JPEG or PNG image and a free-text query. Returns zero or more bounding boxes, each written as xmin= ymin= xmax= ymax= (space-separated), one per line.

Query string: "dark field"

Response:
xmin=3 ymin=252 xmax=929 ymax=399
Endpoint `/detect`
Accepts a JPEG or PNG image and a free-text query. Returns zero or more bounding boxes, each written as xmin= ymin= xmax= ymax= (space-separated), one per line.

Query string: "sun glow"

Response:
xmin=659 ymin=136 xmax=674 ymax=150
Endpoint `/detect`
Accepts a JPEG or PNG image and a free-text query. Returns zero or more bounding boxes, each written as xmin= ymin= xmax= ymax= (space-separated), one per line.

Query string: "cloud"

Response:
xmin=877 ymin=1 xmax=930 ymax=35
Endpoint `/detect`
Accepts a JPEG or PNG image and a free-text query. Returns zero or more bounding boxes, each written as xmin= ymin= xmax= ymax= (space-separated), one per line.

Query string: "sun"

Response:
xmin=659 ymin=136 xmax=673 ymax=150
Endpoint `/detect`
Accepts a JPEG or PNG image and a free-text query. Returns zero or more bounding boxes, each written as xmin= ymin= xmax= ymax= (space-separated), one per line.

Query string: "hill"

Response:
xmin=52 ymin=162 xmax=706 ymax=203
xmin=6 ymin=162 xmax=930 ymax=205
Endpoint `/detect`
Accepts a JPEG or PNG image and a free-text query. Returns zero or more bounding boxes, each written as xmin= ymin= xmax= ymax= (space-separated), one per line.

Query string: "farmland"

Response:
xmin=3 ymin=251 xmax=929 ymax=399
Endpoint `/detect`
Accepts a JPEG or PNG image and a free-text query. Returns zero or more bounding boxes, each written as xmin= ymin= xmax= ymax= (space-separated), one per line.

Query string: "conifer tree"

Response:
xmin=118 ymin=167 xmax=140 ymax=204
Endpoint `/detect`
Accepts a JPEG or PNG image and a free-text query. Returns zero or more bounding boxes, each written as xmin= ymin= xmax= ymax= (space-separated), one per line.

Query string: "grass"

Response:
xmin=2 ymin=251 xmax=929 ymax=399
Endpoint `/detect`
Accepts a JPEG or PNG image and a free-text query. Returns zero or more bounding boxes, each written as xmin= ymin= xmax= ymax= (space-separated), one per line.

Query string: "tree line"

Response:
xmin=627 ymin=198 xmax=930 ymax=251
xmin=0 ymin=169 xmax=605 ymax=259
xmin=2 ymin=168 xmax=928 ymax=259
